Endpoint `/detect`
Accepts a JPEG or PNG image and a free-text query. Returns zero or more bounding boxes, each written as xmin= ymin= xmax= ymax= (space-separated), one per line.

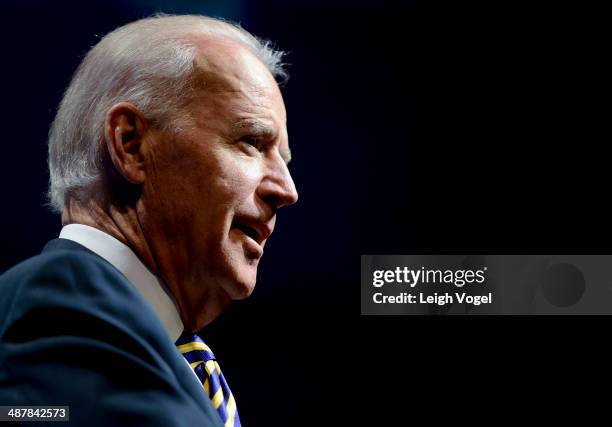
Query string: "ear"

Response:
xmin=105 ymin=102 xmax=149 ymax=184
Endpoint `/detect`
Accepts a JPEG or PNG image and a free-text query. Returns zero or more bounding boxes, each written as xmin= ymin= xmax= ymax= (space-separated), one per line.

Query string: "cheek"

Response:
xmin=154 ymin=140 xmax=264 ymax=221
xmin=213 ymin=153 xmax=263 ymax=202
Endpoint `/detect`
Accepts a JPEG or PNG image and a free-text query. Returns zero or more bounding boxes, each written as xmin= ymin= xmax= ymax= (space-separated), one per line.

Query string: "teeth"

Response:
xmin=236 ymin=223 xmax=258 ymax=241
xmin=246 ymin=227 xmax=257 ymax=241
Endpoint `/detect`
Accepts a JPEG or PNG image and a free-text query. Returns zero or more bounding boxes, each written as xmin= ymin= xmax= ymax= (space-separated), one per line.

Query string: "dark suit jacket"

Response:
xmin=0 ymin=238 xmax=223 ymax=426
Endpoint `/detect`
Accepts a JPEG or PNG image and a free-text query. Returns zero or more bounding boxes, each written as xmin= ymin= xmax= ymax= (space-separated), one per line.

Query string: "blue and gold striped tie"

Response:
xmin=176 ymin=332 xmax=241 ymax=427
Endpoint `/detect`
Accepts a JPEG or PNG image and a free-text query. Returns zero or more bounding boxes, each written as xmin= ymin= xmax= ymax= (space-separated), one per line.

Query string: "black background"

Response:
xmin=1 ymin=0 xmax=606 ymax=425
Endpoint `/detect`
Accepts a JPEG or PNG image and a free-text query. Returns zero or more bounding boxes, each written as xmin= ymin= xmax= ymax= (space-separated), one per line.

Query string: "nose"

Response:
xmin=257 ymin=154 xmax=299 ymax=211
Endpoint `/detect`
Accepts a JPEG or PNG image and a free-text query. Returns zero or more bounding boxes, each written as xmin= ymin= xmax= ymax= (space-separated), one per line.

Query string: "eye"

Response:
xmin=239 ymin=136 xmax=264 ymax=152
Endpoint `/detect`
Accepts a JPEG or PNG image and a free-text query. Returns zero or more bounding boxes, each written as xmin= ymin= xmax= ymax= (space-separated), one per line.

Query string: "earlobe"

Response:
xmin=105 ymin=102 xmax=148 ymax=184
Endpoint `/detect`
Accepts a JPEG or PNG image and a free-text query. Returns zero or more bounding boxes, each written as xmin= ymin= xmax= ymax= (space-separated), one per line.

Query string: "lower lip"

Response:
xmin=231 ymin=228 xmax=263 ymax=258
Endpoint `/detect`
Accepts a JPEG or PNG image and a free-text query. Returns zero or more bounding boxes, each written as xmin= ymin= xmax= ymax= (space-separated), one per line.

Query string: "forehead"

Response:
xmin=189 ymin=37 xmax=287 ymax=123
xmin=182 ymin=37 xmax=291 ymax=162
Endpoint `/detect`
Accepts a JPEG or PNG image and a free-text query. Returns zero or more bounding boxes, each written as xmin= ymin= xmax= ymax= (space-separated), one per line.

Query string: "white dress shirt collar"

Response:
xmin=59 ymin=223 xmax=184 ymax=343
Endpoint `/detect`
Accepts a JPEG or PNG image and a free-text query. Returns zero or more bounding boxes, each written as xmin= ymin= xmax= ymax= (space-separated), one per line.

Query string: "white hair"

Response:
xmin=47 ymin=14 xmax=288 ymax=213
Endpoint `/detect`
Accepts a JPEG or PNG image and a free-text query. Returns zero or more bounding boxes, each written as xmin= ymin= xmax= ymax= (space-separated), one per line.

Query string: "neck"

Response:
xmin=61 ymin=192 xmax=225 ymax=331
xmin=62 ymin=195 xmax=159 ymax=275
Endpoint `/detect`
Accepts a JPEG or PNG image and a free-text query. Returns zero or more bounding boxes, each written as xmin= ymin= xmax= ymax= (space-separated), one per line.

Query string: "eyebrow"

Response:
xmin=231 ymin=119 xmax=292 ymax=164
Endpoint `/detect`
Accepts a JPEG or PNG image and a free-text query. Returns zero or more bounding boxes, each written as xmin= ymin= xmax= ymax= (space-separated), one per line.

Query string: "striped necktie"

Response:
xmin=176 ymin=332 xmax=241 ymax=427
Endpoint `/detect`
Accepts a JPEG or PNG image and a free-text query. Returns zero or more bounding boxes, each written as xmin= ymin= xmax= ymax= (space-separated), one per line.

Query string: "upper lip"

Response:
xmin=233 ymin=217 xmax=273 ymax=245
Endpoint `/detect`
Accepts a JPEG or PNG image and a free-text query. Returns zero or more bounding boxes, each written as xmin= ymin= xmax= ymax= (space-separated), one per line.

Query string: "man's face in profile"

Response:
xmin=142 ymin=38 xmax=297 ymax=311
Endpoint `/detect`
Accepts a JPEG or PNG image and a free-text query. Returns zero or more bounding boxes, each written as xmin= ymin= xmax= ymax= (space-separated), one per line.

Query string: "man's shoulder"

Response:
xmin=0 ymin=239 xmax=140 ymax=317
xmin=0 ymin=238 xmax=165 ymax=346
xmin=0 ymin=240 xmax=222 ymax=426
xmin=0 ymin=237 xmax=119 ymax=286
xmin=3 ymin=236 xmax=115 ymax=274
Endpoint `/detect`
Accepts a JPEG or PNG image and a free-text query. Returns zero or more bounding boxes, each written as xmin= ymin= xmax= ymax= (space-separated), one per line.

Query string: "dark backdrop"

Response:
xmin=1 ymin=1 xmax=607 ymax=425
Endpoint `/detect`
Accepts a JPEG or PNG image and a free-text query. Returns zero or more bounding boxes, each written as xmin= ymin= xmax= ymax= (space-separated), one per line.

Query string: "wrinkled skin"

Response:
xmin=63 ymin=37 xmax=298 ymax=331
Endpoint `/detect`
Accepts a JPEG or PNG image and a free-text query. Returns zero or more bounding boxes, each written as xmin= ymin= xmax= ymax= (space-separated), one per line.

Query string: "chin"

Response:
xmin=228 ymin=280 xmax=256 ymax=300
xmin=224 ymin=267 xmax=258 ymax=300
xmin=216 ymin=241 xmax=261 ymax=300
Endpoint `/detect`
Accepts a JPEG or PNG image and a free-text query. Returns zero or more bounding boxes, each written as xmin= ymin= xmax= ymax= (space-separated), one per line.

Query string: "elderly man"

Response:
xmin=0 ymin=15 xmax=297 ymax=426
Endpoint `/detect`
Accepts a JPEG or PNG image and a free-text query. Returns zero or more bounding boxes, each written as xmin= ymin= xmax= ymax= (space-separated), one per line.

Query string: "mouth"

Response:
xmin=231 ymin=218 xmax=272 ymax=246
